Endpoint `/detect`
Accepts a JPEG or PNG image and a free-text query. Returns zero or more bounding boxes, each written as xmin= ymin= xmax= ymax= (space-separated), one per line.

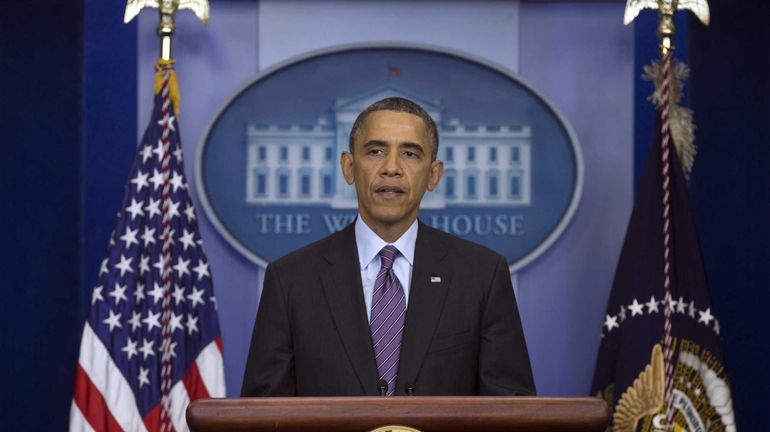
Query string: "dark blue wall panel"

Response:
xmin=689 ymin=1 xmax=770 ymax=428
xmin=0 ymin=1 xmax=84 ymax=429
xmin=82 ymin=0 xmax=138 ymax=318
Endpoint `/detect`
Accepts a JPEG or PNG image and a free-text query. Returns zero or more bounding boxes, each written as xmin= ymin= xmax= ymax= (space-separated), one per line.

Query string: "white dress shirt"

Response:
xmin=355 ymin=215 xmax=417 ymax=322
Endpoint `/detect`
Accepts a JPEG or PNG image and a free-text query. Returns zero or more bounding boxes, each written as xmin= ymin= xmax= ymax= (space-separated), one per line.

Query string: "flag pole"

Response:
xmin=623 ymin=0 xmax=710 ymax=430
xmin=123 ymin=2 xmax=210 ymax=430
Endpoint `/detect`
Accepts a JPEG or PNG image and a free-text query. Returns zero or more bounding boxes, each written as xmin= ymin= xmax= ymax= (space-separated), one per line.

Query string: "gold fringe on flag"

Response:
xmin=154 ymin=59 xmax=181 ymax=117
xmin=643 ymin=60 xmax=697 ymax=178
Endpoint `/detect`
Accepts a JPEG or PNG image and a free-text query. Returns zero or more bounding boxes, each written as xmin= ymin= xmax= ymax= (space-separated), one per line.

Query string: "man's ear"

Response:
xmin=340 ymin=151 xmax=355 ymax=185
xmin=427 ymin=159 xmax=444 ymax=192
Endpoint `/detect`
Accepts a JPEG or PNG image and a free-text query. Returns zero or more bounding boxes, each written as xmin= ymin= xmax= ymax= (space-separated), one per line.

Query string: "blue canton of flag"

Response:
xmin=71 ymin=64 xmax=225 ymax=432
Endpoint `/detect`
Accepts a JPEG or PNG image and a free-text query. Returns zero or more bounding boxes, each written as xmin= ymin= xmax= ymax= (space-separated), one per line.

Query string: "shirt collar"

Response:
xmin=355 ymin=215 xmax=418 ymax=270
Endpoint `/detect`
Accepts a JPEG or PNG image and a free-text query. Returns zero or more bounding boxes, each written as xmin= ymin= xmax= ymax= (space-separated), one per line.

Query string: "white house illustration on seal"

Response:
xmin=245 ymin=87 xmax=532 ymax=208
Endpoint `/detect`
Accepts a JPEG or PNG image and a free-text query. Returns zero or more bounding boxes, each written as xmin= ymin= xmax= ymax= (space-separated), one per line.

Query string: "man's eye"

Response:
xmin=404 ymin=151 xmax=418 ymax=158
xmin=368 ymin=149 xmax=384 ymax=156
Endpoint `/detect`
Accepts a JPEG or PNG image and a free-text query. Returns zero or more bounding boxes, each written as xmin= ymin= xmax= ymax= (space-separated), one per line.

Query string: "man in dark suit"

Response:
xmin=241 ymin=97 xmax=535 ymax=397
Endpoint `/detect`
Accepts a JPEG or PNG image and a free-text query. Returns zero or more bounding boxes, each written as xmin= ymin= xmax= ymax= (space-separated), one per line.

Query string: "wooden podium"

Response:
xmin=187 ymin=396 xmax=609 ymax=431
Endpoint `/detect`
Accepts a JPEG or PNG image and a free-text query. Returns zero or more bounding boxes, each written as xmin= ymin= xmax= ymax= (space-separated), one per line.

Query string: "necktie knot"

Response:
xmin=379 ymin=245 xmax=399 ymax=271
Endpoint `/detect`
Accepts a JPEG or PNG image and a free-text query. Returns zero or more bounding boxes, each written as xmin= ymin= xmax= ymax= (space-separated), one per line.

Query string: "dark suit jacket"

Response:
xmin=241 ymin=220 xmax=535 ymax=396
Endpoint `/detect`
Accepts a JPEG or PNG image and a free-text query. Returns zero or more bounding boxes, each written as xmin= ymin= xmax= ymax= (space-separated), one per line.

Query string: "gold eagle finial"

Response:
xmin=124 ymin=0 xmax=210 ymax=25
xmin=624 ymin=0 xmax=710 ymax=26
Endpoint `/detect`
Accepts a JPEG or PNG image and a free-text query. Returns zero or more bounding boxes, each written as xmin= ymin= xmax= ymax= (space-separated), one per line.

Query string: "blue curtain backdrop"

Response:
xmin=1 ymin=0 xmax=767 ymax=429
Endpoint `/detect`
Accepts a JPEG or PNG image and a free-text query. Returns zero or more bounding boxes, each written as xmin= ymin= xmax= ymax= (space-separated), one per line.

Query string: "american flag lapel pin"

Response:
xmin=430 ymin=275 xmax=441 ymax=283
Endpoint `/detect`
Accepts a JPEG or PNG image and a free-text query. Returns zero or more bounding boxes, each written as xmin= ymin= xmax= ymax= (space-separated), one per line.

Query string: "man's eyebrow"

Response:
xmin=399 ymin=142 xmax=425 ymax=154
xmin=360 ymin=140 xmax=425 ymax=154
xmin=362 ymin=140 xmax=387 ymax=149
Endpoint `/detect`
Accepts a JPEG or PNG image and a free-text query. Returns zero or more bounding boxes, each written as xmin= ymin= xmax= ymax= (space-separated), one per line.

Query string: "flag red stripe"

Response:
xmin=73 ymin=364 xmax=124 ymax=432
xmin=143 ymin=404 xmax=161 ymax=432
xmin=215 ymin=336 xmax=223 ymax=353
xmin=183 ymin=360 xmax=211 ymax=401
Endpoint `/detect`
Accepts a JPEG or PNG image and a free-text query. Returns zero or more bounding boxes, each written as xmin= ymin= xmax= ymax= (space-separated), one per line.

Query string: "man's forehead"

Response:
xmin=356 ymin=110 xmax=430 ymax=143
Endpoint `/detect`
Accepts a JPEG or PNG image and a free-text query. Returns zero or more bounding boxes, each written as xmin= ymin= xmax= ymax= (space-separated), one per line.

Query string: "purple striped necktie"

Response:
xmin=369 ymin=245 xmax=406 ymax=396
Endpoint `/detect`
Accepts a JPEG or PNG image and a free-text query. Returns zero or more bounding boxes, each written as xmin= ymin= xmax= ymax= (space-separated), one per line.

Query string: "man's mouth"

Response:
xmin=375 ymin=185 xmax=405 ymax=198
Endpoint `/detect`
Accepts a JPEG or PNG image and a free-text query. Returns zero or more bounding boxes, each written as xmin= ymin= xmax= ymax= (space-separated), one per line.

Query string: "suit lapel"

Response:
xmin=318 ymin=224 xmax=380 ymax=395
xmin=396 ymin=221 xmax=452 ymax=393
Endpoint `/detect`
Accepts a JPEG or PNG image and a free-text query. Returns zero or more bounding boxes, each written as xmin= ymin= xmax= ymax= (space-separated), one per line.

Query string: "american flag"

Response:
xmin=70 ymin=63 xmax=225 ymax=432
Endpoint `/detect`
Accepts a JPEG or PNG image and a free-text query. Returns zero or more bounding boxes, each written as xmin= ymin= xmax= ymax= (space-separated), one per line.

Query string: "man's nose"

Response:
xmin=381 ymin=151 xmax=402 ymax=176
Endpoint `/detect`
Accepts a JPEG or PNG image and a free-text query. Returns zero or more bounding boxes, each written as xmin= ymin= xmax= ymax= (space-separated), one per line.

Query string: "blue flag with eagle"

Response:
xmin=591 ymin=59 xmax=735 ymax=432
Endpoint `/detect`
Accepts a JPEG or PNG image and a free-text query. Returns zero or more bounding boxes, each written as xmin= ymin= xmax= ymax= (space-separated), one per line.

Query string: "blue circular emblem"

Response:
xmin=196 ymin=45 xmax=583 ymax=271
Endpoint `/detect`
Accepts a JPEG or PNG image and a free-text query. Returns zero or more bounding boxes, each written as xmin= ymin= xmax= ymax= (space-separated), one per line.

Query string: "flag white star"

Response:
xmin=646 ymin=296 xmax=659 ymax=314
xmin=170 ymin=171 xmax=185 ymax=192
xmin=91 ymin=286 xmax=104 ymax=305
xmin=688 ymin=301 xmax=697 ymax=318
xmin=153 ymin=256 xmax=166 ymax=275
xmin=663 ymin=293 xmax=675 ymax=313
xmin=130 ymin=170 xmax=149 ymax=192
xmin=139 ymin=338 xmax=155 ymax=360
xmin=114 ymin=254 xmax=134 ymax=277
xmin=168 ymin=341 xmax=178 ymax=359
xmin=128 ymin=310 xmax=142 ymax=332
xmin=669 ymin=297 xmax=679 ymax=314
xmin=140 ymin=145 xmax=153 ymax=163
xmin=158 ymin=114 xmax=176 ymax=132
xmin=143 ymin=310 xmax=161 ymax=332
xmin=103 ymin=309 xmax=122 ymax=332
xmin=698 ymin=308 xmax=714 ymax=325
xmin=122 ymin=338 xmax=138 ymax=360
xmin=145 ymin=197 xmax=161 ymax=218
xmin=186 ymin=314 xmax=199 ymax=335
xmin=152 ymin=139 xmax=165 ymax=161
xmin=676 ymin=296 xmax=687 ymax=314
xmin=149 ymin=169 xmax=164 ymax=191
xmin=173 ymin=257 xmax=190 ymax=278
xmin=125 ymin=198 xmax=144 ymax=220
xmin=148 ymin=282 xmax=164 ymax=304
xmin=628 ymin=299 xmax=644 ymax=316
xmin=184 ymin=203 xmax=196 ymax=222
xmin=618 ymin=305 xmax=627 ymax=322
xmin=172 ymin=284 xmax=185 ymax=305
xmin=99 ymin=257 xmax=109 ymax=275
xmin=161 ymin=339 xmax=179 ymax=361
xmin=168 ymin=200 xmax=181 ymax=219
xmin=138 ymin=366 xmax=150 ymax=388
xmin=604 ymin=314 xmax=619 ymax=332
xmin=120 ymin=227 xmax=139 ymax=248
xmin=141 ymin=227 xmax=156 ymax=246
xmin=187 ymin=286 xmax=205 ymax=308
xmin=713 ymin=319 xmax=720 ymax=335
xmin=179 ymin=229 xmax=196 ymax=251
xmin=173 ymin=147 xmax=183 ymax=163
xmin=138 ymin=255 xmax=150 ymax=276
xmin=210 ymin=296 xmax=218 ymax=310
xmin=169 ymin=311 xmax=184 ymax=333
xmin=193 ymin=260 xmax=210 ymax=281
xmin=134 ymin=282 xmax=145 ymax=303
xmin=109 ymin=282 xmax=128 ymax=306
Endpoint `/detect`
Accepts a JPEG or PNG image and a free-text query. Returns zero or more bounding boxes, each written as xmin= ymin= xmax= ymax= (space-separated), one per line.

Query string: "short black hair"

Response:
xmin=348 ymin=97 xmax=439 ymax=160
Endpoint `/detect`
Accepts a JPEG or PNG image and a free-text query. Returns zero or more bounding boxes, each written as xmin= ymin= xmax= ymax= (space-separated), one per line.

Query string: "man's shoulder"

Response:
xmin=269 ymin=224 xmax=352 ymax=270
xmin=418 ymin=221 xmax=505 ymax=265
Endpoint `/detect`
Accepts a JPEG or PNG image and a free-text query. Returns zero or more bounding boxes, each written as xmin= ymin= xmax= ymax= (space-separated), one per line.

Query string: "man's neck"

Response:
xmin=358 ymin=215 xmax=416 ymax=243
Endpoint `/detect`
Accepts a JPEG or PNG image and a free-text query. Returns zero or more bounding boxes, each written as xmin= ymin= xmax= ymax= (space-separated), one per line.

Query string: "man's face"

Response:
xmin=341 ymin=110 xmax=443 ymax=236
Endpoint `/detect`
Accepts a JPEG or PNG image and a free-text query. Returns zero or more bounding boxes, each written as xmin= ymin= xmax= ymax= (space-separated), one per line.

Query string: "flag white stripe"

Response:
xmin=78 ymin=322 xmax=148 ymax=432
xmin=195 ymin=340 xmax=226 ymax=397
xmin=69 ymin=400 xmax=96 ymax=432
xmin=169 ymin=379 xmax=191 ymax=432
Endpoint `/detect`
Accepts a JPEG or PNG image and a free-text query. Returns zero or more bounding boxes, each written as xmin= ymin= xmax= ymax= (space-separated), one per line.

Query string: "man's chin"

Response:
xmin=363 ymin=210 xmax=416 ymax=228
